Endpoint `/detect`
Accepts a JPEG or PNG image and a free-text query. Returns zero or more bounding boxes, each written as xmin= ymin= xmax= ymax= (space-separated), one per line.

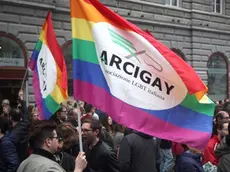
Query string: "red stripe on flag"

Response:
xmin=84 ymin=0 xmax=207 ymax=95
xmin=45 ymin=12 xmax=68 ymax=91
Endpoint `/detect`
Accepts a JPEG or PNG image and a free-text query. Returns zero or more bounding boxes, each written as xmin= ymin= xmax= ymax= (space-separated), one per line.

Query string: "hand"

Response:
xmin=74 ymin=152 xmax=87 ymax=172
xmin=18 ymin=89 xmax=24 ymax=101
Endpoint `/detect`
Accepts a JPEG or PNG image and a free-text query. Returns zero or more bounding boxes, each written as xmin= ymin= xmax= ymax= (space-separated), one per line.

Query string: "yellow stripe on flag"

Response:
xmin=71 ymin=18 xmax=94 ymax=41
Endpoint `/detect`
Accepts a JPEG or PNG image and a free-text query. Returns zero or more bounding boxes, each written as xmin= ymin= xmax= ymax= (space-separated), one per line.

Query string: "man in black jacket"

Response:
xmin=82 ymin=117 xmax=120 ymax=172
xmin=8 ymin=90 xmax=30 ymax=163
xmin=119 ymin=130 xmax=159 ymax=172
xmin=0 ymin=116 xmax=19 ymax=172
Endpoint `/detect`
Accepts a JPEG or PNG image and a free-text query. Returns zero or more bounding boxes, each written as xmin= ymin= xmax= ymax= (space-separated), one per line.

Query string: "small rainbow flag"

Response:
xmin=29 ymin=12 xmax=68 ymax=120
xmin=70 ymin=0 xmax=215 ymax=149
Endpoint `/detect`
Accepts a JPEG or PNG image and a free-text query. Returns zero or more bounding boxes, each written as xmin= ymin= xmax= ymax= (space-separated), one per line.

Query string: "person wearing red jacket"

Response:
xmin=202 ymin=121 xmax=229 ymax=165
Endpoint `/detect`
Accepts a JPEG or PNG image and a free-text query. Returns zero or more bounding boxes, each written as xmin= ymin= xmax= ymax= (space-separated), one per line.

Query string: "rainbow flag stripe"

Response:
xmin=70 ymin=0 xmax=215 ymax=149
xmin=29 ymin=12 xmax=68 ymax=120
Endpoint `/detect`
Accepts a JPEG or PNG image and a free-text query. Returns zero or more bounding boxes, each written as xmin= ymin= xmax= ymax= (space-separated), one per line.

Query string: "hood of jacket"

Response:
xmin=215 ymin=137 xmax=230 ymax=158
xmin=183 ymin=151 xmax=202 ymax=161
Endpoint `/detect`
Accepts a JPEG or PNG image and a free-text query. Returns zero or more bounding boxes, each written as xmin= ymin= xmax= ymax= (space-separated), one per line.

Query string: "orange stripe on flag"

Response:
xmin=70 ymin=0 xmax=128 ymax=30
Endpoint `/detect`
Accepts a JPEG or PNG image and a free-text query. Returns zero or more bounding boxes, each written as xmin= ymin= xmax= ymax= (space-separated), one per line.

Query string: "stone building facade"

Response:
xmin=0 ymin=0 xmax=229 ymax=106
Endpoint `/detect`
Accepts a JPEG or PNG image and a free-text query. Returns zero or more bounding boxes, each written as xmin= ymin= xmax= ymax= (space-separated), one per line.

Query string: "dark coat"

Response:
xmin=55 ymin=152 xmax=75 ymax=172
xmin=176 ymin=151 xmax=204 ymax=172
xmin=160 ymin=139 xmax=172 ymax=149
xmin=84 ymin=140 xmax=120 ymax=172
xmin=0 ymin=134 xmax=20 ymax=172
xmin=215 ymin=137 xmax=230 ymax=172
xmin=8 ymin=100 xmax=30 ymax=162
xmin=118 ymin=132 xmax=159 ymax=172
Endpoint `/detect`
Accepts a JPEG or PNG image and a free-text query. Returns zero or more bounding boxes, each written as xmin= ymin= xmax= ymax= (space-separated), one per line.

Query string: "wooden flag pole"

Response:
xmin=20 ymin=68 xmax=28 ymax=91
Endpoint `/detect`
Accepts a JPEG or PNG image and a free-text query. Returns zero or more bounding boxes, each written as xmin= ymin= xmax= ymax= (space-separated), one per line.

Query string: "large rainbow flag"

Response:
xmin=70 ymin=0 xmax=215 ymax=149
xmin=29 ymin=12 xmax=68 ymax=120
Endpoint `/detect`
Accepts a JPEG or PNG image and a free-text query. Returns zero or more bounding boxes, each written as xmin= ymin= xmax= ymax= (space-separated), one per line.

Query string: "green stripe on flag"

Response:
xmin=72 ymin=38 xmax=99 ymax=64
xmin=45 ymin=95 xmax=60 ymax=114
xmin=180 ymin=93 xmax=215 ymax=117
xmin=35 ymin=40 xmax=43 ymax=52
xmin=109 ymin=32 xmax=136 ymax=51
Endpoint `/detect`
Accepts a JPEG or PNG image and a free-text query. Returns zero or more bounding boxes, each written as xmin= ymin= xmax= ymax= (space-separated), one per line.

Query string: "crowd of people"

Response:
xmin=1 ymin=90 xmax=230 ymax=172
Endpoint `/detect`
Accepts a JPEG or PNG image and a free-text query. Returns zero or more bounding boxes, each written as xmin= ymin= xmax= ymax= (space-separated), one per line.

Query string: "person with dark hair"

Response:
xmin=113 ymin=123 xmax=124 ymax=154
xmin=2 ymin=99 xmax=11 ymax=119
xmin=214 ymin=105 xmax=223 ymax=115
xmin=219 ymin=100 xmax=224 ymax=105
xmin=82 ymin=117 xmax=120 ymax=172
xmin=56 ymin=122 xmax=79 ymax=157
xmin=214 ymin=111 xmax=230 ymax=124
xmin=203 ymin=121 xmax=229 ymax=166
xmin=119 ymin=130 xmax=159 ymax=172
xmin=55 ymin=123 xmax=77 ymax=172
xmin=51 ymin=105 xmax=68 ymax=124
xmin=17 ymin=120 xmax=87 ymax=172
xmin=100 ymin=115 xmax=115 ymax=149
xmin=83 ymin=103 xmax=99 ymax=120
xmin=222 ymin=102 xmax=230 ymax=114
xmin=67 ymin=108 xmax=79 ymax=127
xmin=215 ymin=123 xmax=230 ymax=172
xmin=0 ymin=116 xmax=19 ymax=172
xmin=176 ymin=145 xmax=204 ymax=172
xmin=7 ymin=89 xmax=30 ymax=163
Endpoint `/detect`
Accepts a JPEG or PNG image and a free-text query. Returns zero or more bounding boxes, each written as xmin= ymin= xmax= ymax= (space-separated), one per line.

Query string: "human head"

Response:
xmin=214 ymin=105 xmax=223 ymax=115
xmin=225 ymin=99 xmax=230 ymax=103
xmin=81 ymin=117 xmax=102 ymax=145
xmin=78 ymin=100 xmax=85 ymax=114
xmin=9 ymin=108 xmax=22 ymax=123
xmin=55 ymin=106 xmax=68 ymax=123
xmin=29 ymin=120 xmax=60 ymax=154
xmin=108 ymin=116 xmax=113 ymax=126
xmin=181 ymin=144 xmax=201 ymax=155
xmin=216 ymin=122 xmax=229 ymax=139
xmin=56 ymin=123 xmax=77 ymax=152
xmin=0 ymin=116 xmax=10 ymax=135
xmin=223 ymin=102 xmax=230 ymax=114
xmin=67 ymin=108 xmax=78 ymax=122
xmin=84 ymin=103 xmax=97 ymax=114
xmin=31 ymin=111 xmax=39 ymax=122
xmin=2 ymin=99 xmax=10 ymax=108
xmin=215 ymin=111 xmax=230 ymax=123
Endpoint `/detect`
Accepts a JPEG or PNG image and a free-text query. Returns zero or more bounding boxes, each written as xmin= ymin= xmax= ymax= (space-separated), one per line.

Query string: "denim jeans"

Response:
xmin=160 ymin=148 xmax=173 ymax=172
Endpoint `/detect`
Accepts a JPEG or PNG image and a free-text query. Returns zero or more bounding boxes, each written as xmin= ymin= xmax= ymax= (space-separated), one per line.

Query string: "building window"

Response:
xmin=212 ymin=0 xmax=222 ymax=13
xmin=0 ymin=33 xmax=26 ymax=68
xmin=207 ymin=52 xmax=228 ymax=101
xmin=62 ymin=41 xmax=73 ymax=97
xmin=165 ymin=0 xmax=179 ymax=7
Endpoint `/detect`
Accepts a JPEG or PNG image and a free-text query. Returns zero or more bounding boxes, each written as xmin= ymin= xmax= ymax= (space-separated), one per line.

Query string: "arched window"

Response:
xmin=62 ymin=41 xmax=73 ymax=96
xmin=207 ymin=52 xmax=228 ymax=101
xmin=0 ymin=33 xmax=27 ymax=68
xmin=171 ymin=48 xmax=187 ymax=61
xmin=0 ymin=32 xmax=28 ymax=107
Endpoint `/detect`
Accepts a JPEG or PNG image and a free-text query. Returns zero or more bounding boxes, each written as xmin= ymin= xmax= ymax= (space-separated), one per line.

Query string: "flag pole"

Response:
xmin=20 ymin=68 xmax=28 ymax=90
xmin=76 ymin=101 xmax=83 ymax=152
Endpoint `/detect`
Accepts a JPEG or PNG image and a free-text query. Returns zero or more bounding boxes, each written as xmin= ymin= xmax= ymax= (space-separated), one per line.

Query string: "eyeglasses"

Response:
xmin=81 ymin=129 xmax=93 ymax=133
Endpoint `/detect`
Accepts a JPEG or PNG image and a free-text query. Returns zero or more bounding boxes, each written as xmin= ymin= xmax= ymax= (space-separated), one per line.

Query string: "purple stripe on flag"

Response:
xmin=74 ymin=79 xmax=211 ymax=149
xmin=33 ymin=68 xmax=45 ymax=120
xmin=29 ymin=50 xmax=39 ymax=70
